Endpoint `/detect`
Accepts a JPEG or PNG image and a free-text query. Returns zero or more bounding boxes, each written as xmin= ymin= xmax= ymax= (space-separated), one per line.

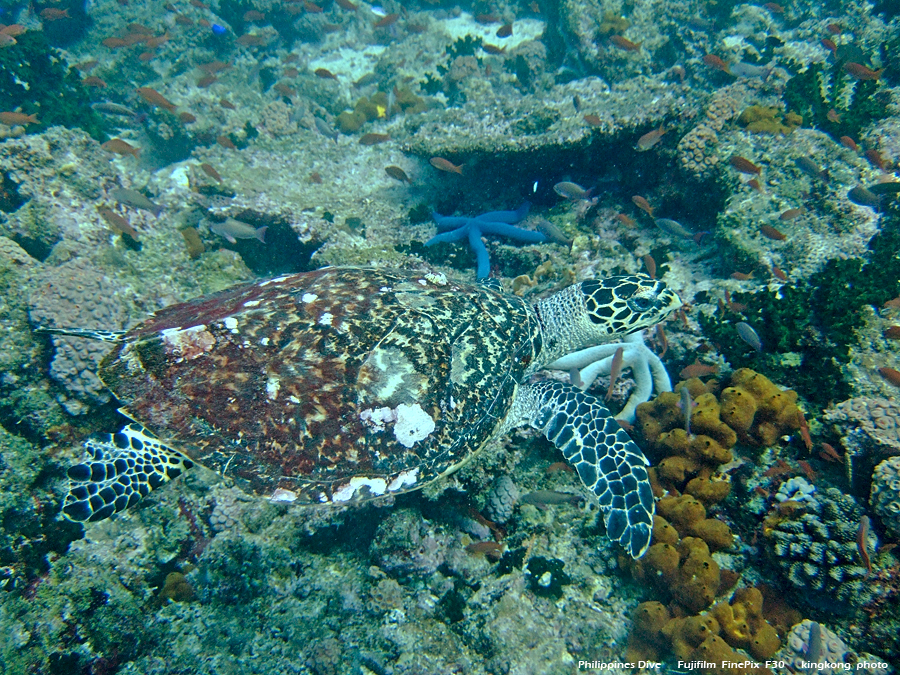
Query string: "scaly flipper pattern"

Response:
xmin=63 ymin=423 xmax=194 ymax=522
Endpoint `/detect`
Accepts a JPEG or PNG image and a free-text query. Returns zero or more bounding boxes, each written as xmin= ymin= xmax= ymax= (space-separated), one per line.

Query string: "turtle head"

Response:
xmin=579 ymin=274 xmax=682 ymax=338
xmin=534 ymin=274 xmax=682 ymax=365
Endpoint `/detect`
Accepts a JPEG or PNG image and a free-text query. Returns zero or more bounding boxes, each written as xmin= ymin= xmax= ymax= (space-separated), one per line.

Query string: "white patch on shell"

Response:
xmin=424 ymin=272 xmax=448 ymax=286
xmin=224 ymin=317 xmax=238 ymax=331
xmin=360 ymin=406 xmax=395 ymax=432
xmin=332 ymin=476 xmax=388 ymax=502
xmin=318 ymin=312 xmax=334 ymax=326
xmin=266 ymin=375 xmax=280 ymax=400
xmin=301 ymin=293 xmax=318 ymax=303
xmin=388 ymin=468 xmax=420 ymax=492
xmin=393 ymin=403 xmax=435 ymax=448
xmin=243 ymin=299 xmax=261 ymax=307
xmin=261 ymin=275 xmax=291 ymax=286
xmin=269 ymin=488 xmax=298 ymax=503
xmin=160 ymin=325 xmax=215 ymax=360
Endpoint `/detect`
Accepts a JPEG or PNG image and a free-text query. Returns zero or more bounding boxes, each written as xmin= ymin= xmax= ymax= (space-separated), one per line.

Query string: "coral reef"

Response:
xmin=871 ymin=456 xmax=900 ymax=539
xmin=762 ymin=488 xmax=876 ymax=611
xmin=775 ymin=620 xmax=850 ymax=675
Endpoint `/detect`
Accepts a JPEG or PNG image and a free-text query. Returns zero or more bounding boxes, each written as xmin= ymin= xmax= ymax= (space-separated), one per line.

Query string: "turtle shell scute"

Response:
xmin=99 ymin=268 xmax=539 ymax=504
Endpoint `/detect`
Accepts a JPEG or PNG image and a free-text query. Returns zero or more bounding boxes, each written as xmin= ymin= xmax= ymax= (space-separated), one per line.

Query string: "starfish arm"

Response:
xmin=432 ymin=213 xmax=470 ymax=230
xmin=478 ymin=220 xmax=547 ymax=243
xmin=578 ymin=355 xmax=615 ymax=390
xmin=425 ymin=225 xmax=469 ymax=245
xmin=646 ymin=348 xmax=674 ymax=394
xmin=468 ymin=225 xmax=491 ymax=279
xmin=617 ymin=354 xmax=654 ymax=423
xmin=547 ymin=344 xmax=625 ymax=370
xmin=475 ymin=202 xmax=531 ymax=224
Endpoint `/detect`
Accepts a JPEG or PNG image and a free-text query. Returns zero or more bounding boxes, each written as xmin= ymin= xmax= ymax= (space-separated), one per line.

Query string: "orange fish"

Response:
xmin=730 ymin=155 xmax=761 ymax=174
xmin=702 ymin=54 xmax=730 ymax=72
xmin=217 ymin=135 xmax=236 ymax=150
xmin=826 ymin=23 xmax=842 ymax=34
xmin=731 ymin=271 xmax=754 ymax=280
xmin=631 ymin=195 xmax=653 ymax=217
xmin=636 ymin=126 xmax=666 ymax=151
xmin=772 ymin=265 xmax=787 ymax=281
xmin=496 ymin=23 xmax=512 ymax=38
xmin=82 ymin=76 xmax=107 ymax=88
xmin=102 ymin=138 xmax=140 ymax=157
xmin=864 ymin=149 xmax=887 ymax=170
xmin=128 ymin=22 xmax=152 ymax=34
xmin=679 ymin=359 xmax=719 ymax=379
xmin=200 ymin=163 xmax=222 ymax=182
xmin=308 ymin=172 xmax=323 ymax=184
xmin=284 ymin=67 xmax=299 ymax=78
xmin=74 ymin=59 xmax=99 ymax=71
xmin=136 ymin=87 xmax=176 ymax=112
xmin=615 ymin=213 xmax=636 ymax=227
xmin=39 ymin=8 xmax=70 ymax=20
xmin=198 ymin=60 xmax=231 ymax=75
xmin=883 ymin=296 xmax=900 ymax=309
xmin=642 ymin=254 xmax=656 ymax=279
xmin=101 ymin=37 xmax=128 ymax=48
xmin=760 ymin=224 xmax=786 ymax=240
xmin=1 ymin=24 xmax=26 ymax=36
xmin=220 ymin=99 xmax=236 ymax=110
xmin=430 ymin=157 xmax=463 ymax=174
xmin=236 ymin=34 xmax=266 ymax=46
xmin=827 ymin=109 xmax=841 ymax=123
xmin=840 ymin=136 xmax=859 ymax=151
xmin=138 ymin=52 xmax=155 ymax=62
xmin=174 ymin=14 xmax=194 ymax=25
xmin=0 ymin=34 xmax=15 ymax=48
xmin=610 ymin=35 xmax=640 ymax=51
xmin=373 ymin=13 xmax=399 ymax=28
xmin=190 ymin=0 xmax=209 ymax=8
xmin=335 ymin=0 xmax=358 ymax=9
xmin=821 ymin=38 xmax=837 ymax=52
xmin=359 ymin=133 xmax=390 ymax=145
xmin=843 ymin=62 xmax=883 ymax=80
xmin=481 ymin=43 xmax=505 ymax=55
xmin=583 ymin=114 xmax=602 ymax=127
xmin=273 ymin=83 xmax=296 ymax=97
xmin=98 ymin=208 xmax=139 ymax=239
xmin=179 ymin=112 xmax=197 ymax=124
xmin=763 ymin=2 xmax=784 ymax=12
xmin=748 ymin=178 xmax=762 ymax=192
xmin=385 ymin=166 xmax=410 ymax=182
xmin=314 ymin=68 xmax=337 ymax=79
xmin=0 ymin=112 xmax=38 ymax=125
xmin=879 ymin=367 xmax=900 ymax=387
xmin=197 ymin=74 xmax=218 ymax=88
xmin=304 ymin=1 xmax=323 ymax=12
xmin=779 ymin=208 xmax=803 ymax=221
xmin=243 ymin=10 xmax=265 ymax=21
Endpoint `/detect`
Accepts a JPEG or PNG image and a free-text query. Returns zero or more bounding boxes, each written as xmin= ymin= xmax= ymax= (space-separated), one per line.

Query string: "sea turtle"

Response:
xmin=49 ymin=267 xmax=681 ymax=558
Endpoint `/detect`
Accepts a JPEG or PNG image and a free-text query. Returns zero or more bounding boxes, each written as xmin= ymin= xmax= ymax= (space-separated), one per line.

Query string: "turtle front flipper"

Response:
xmin=62 ymin=423 xmax=194 ymax=522
xmin=509 ymin=381 xmax=655 ymax=558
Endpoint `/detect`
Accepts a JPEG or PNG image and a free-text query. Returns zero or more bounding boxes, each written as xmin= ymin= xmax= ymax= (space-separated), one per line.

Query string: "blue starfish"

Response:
xmin=426 ymin=202 xmax=547 ymax=279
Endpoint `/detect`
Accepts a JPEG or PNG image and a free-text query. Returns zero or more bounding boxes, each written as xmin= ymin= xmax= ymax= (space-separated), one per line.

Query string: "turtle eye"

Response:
xmin=628 ymin=296 xmax=653 ymax=312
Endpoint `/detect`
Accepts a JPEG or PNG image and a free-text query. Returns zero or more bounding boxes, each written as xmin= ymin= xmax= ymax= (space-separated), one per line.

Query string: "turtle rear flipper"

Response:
xmin=511 ymin=381 xmax=655 ymax=558
xmin=63 ymin=423 xmax=194 ymax=522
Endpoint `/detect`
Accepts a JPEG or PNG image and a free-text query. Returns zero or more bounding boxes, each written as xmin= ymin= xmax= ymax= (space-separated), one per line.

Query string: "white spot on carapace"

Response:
xmin=379 ymin=286 xmax=392 ymax=292
xmin=318 ymin=312 xmax=334 ymax=326
xmin=289 ymin=395 xmax=301 ymax=404
xmin=417 ymin=279 xmax=428 ymax=286
xmin=393 ymin=403 xmax=435 ymax=448
xmin=360 ymin=406 xmax=395 ymax=432
xmin=301 ymin=293 xmax=318 ymax=303
xmin=269 ymin=488 xmax=298 ymax=503
xmin=424 ymin=272 xmax=448 ymax=286
xmin=260 ymin=337 xmax=270 ymax=346
xmin=224 ymin=316 xmax=238 ymax=332
xmin=160 ymin=325 xmax=215 ymax=360
xmin=388 ymin=468 xmax=420 ymax=492
xmin=332 ymin=476 xmax=388 ymax=502
xmin=261 ymin=275 xmax=291 ymax=286
xmin=243 ymin=299 xmax=261 ymax=307
xmin=266 ymin=375 xmax=280 ymax=400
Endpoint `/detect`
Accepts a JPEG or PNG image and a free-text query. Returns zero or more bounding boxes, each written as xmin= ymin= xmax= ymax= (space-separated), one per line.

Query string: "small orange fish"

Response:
xmin=465 ymin=541 xmax=504 ymax=560
xmin=82 ymin=76 xmax=107 ymax=88
xmin=197 ymin=74 xmax=218 ymax=88
xmin=610 ymin=35 xmax=640 ymax=51
xmin=314 ymin=68 xmax=337 ymax=79
xmin=236 ymin=34 xmax=266 ymax=46
xmin=174 ymin=14 xmax=194 ymax=25
xmin=496 ymin=23 xmax=512 ymax=38
xmin=702 ymin=54 xmax=730 ymax=72
xmin=475 ymin=13 xmax=500 ymax=24
xmin=826 ymin=23 xmax=842 ymax=34
xmin=216 ymin=135 xmax=236 ymax=150
xmin=273 ymin=83 xmax=296 ymax=97
xmin=864 ymin=149 xmax=887 ymax=170
xmin=631 ymin=195 xmax=653 ymax=217
xmin=642 ymin=253 xmax=656 ymax=279
xmin=606 ymin=347 xmax=625 ymax=401
xmin=779 ymin=208 xmax=803 ymax=221
xmin=101 ymin=37 xmax=128 ymax=48
xmin=840 ymin=136 xmax=859 ymax=152
xmin=138 ymin=51 xmax=155 ymax=62
xmin=335 ymin=0 xmax=358 ymax=10
xmin=98 ymin=208 xmax=139 ymax=239
xmin=74 ymin=59 xmax=99 ymax=71
xmin=0 ymin=34 xmax=15 ymax=48
xmin=583 ymin=114 xmax=602 ymax=127
xmin=128 ymin=22 xmax=153 ymax=34
xmin=304 ymin=1 xmax=323 ymax=12
xmin=385 ymin=165 xmax=410 ymax=182
xmin=430 ymin=157 xmax=463 ymax=174
xmin=760 ymin=224 xmax=787 ymax=240
xmin=763 ymin=2 xmax=784 ymax=12
xmin=284 ymin=67 xmax=299 ymax=78
xmin=190 ymin=0 xmax=209 ymax=8
xmin=879 ymin=367 xmax=900 ymax=387
xmin=655 ymin=324 xmax=668 ymax=357
xmin=39 ymin=8 xmax=70 ymax=20
xmin=772 ymin=265 xmax=787 ymax=281
xmin=200 ymin=163 xmax=222 ymax=182
xmin=843 ymin=62 xmax=883 ymax=80
xmin=1 ymin=24 xmax=26 ymax=36
xmin=615 ymin=213 xmax=636 ymax=227
xmin=136 ymin=87 xmax=177 ymax=112
xmin=220 ymin=99 xmax=236 ymax=110
xmin=481 ymin=43 xmax=505 ymax=55
xmin=798 ymin=460 xmax=817 ymax=481
xmin=819 ymin=442 xmax=842 ymax=462
xmin=826 ymin=109 xmax=841 ymax=123
xmin=198 ymin=60 xmax=231 ymax=74
xmin=730 ymin=155 xmax=761 ymax=174
xmin=308 ymin=172 xmax=323 ymax=184
xmin=821 ymin=38 xmax=837 ymax=52
xmin=102 ymin=138 xmax=140 ymax=157
xmin=748 ymin=178 xmax=762 ymax=192
xmin=373 ymin=13 xmax=399 ymax=28
xmin=359 ymin=133 xmax=390 ymax=145
xmin=0 ymin=112 xmax=38 ymax=125
xmin=636 ymin=126 xmax=666 ymax=151
xmin=179 ymin=112 xmax=197 ymax=124
xmin=731 ymin=271 xmax=754 ymax=280
xmin=243 ymin=10 xmax=265 ymax=21
xmin=858 ymin=515 xmax=872 ymax=577
xmin=679 ymin=359 xmax=719 ymax=379
xmin=883 ymin=296 xmax=900 ymax=309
